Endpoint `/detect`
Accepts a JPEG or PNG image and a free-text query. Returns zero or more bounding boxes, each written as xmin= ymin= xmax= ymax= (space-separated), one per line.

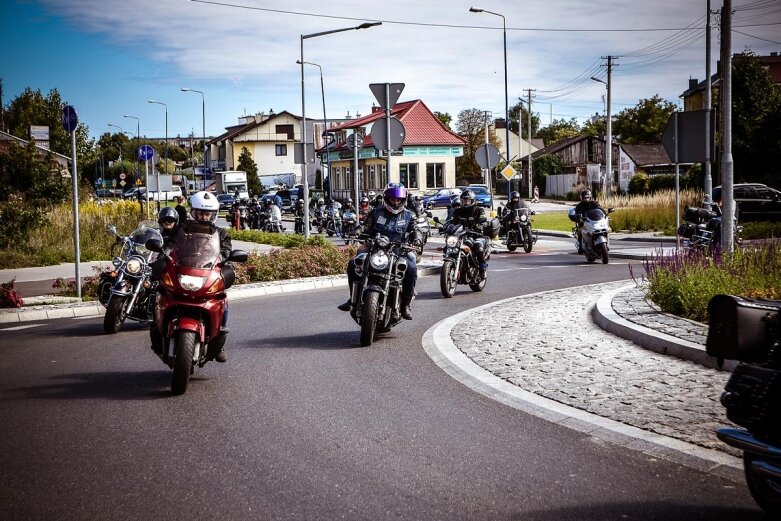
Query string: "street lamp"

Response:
xmin=123 ymin=114 xmax=140 ymax=185
xmin=470 ymin=6 xmax=511 ymax=199
xmin=107 ymin=123 xmax=124 ymax=161
xmin=181 ymin=87 xmax=206 ymax=190
xmin=299 ymin=21 xmax=381 ymax=240
xmin=591 ymin=76 xmax=612 ymax=196
xmin=148 ymin=99 xmax=168 ymax=212
xmin=297 ymin=59 xmax=331 ymax=204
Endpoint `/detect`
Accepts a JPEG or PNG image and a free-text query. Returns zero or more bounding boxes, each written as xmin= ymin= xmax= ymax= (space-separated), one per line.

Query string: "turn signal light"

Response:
xmin=162 ymin=272 xmax=174 ymax=289
xmin=207 ymin=278 xmax=224 ymax=294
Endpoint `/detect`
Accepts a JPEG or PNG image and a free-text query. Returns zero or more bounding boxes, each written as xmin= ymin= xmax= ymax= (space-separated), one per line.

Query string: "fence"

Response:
xmin=545 ymin=174 xmax=578 ymax=197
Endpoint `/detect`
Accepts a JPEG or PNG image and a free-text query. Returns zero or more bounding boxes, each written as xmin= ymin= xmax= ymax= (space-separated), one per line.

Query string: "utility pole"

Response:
xmin=601 ymin=56 xmax=616 ymax=197
xmin=525 ymin=89 xmax=536 ymax=199
xmin=720 ymin=0 xmax=735 ymax=252
xmin=0 ymin=78 xmax=5 ymax=132
xmin=704 ymin=0 xmax=713 ymax=210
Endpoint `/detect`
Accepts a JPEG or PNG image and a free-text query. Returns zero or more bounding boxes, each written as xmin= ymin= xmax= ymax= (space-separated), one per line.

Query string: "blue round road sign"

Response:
xmin=61 ymin=105 xmax=79 ymax=132
xmin=138 ymin=145 xmax=154 ymax=161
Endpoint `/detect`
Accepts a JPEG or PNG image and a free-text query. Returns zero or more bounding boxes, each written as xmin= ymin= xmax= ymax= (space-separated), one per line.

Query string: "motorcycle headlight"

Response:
xmin=126 ymin=257 xmax=143 ymax=275
xmin=520 ymin=214 xmax=528 ymax=222
xmin=446 ymin=236 xmax=458 ymax=247
xmin=369 ymin=251 xmax=389 ymax=270
xmin=178 ymin=274 xmax=208 ymax=291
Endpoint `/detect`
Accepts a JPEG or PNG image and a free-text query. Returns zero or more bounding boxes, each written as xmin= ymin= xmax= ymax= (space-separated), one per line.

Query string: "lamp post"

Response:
xmin=123 ymin=114 xmax=140 ymax=186
xmin=591 ymin=75 xmax=612 ymax=196
xmin=297 ymin=59 xmax=331 ymax=205
xmin=299 ymin=22 xmax=381 ymax=240
xmin=107 ymin=123 xmax=124 ymax=161
xmin=181 ymin=87 xmax=206 ymax=190
xmin=470 ymin=7 xmax=510 ymax=199
xmin=148 ymin=99 xmax=168 ymax=212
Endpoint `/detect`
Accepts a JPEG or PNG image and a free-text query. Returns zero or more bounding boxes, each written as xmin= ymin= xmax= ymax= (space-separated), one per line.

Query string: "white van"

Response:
xmin=148 ymin=184 xmax=183 ymax=202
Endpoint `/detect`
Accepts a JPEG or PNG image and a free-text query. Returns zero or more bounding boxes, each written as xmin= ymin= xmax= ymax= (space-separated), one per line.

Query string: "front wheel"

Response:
xmin=103 ymin=295 xmax=127 ymax=334
xmin=507 ymin=230 xmax=517 ymax=252
xmin=597 ymin=242 xmax=609 ymax=264
xmin=440 ymin=259 xmax=457 ymax=298
xmin=744 ymin=453 xmax=781 ymax=516
xmin=359 ymin=291 xmax=380 ymax=347
xmin=523 ymin=228 xmax=533 ymax=253
xmin=172 ymin=331 xmax=197 ymax=395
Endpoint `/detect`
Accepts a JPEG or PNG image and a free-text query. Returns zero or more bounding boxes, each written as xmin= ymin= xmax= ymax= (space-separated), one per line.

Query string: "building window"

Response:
xmin=426 ymin=163 xmax=445 ymax=188
xmin=276 ymin=124 xmax=294 ymax=140
xmin=367 ymin=164 xmax=376 ymax=190
xmin=275 ymin=144 xmax=287 ymax=156
xmin=399 ymin=163 xmax=419 ymax=189
xmin=345 ymin=166 xmax=351 ymax=191
xmin=381 ymin=164 xmax=387 ymax=188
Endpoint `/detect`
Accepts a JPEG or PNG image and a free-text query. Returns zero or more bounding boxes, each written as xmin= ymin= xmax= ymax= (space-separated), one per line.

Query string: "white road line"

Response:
xmin=1 ymin=324 xmax=45 ymax=331
xmin=490 ymin=262 xmax=630 ymax=272
xmin=72 ymin=315 xmax=102 ymax=320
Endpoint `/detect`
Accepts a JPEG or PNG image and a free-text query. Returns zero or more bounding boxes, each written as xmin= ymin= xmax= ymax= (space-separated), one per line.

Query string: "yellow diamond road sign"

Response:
xmin=500 ymin=164 xmax=517 ymax=181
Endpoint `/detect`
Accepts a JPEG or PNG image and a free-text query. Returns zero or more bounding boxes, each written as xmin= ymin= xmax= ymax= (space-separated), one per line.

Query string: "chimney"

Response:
xmin=345 ymin=111 xmax=351 ymax=120
xmin=689 ymin=78 xmax=699 ymax=90
xmin=372 ymin=106 xmax=382 ymax=113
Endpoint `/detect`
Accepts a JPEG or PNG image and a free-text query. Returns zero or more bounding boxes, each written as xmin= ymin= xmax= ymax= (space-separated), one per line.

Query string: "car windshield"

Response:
xmin=217 ymin=195 xmax=233 ymax=202
xmin=470 ymin=187 xmax=488 ymax=195
xmin=424 ymin=189 xmax=439 ymax=197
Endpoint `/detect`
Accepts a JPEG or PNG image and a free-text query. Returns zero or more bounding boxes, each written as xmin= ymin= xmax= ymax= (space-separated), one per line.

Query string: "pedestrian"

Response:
xmin=136 ymin=187 xmax=144 ymax=213
xmin=174 ymin=195 xmax=188 ymax=223
xmin=532 ymin=185 xmax=540 ymax=203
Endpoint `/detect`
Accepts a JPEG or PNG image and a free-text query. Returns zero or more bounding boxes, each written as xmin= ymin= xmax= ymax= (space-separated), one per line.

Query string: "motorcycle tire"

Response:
xmin=327 ymin=230 xmax=334 ymax=237
xmin=469 ymin=272 xmax=487 ymax=292
xmin=317 ymin=226 xmax=324 ymax=234
xmin=103 ymin=295 xmax=127 ymax=334
xmin=172 ymin=330 xmax=196 ymax=395
xmin=744 ymin=452 xmax=781 ymax=516
xmin=523 ymin=230 xmax=533 ymax=253
xmin=360 ymin=291 xmax=380 ymax=347
xmin=440 ymin=259 xmax=457 ymax=298
xmin=506 ymin=230 xmax=518 ymax=252
xmin=597 ymin=242 xmax=609 ymax=264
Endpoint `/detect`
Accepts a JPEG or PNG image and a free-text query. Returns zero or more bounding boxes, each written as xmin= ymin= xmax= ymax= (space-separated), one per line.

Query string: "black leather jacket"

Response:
xmin=451 ymin=204 xmax=487 ymax=231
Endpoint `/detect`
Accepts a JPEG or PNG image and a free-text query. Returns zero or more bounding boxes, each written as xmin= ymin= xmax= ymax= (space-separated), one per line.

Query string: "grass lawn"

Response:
xmin=531 ymin=211 xmax=572 ymax=232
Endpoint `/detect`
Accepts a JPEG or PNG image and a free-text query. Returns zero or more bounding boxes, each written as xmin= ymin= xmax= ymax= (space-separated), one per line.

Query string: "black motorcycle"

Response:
xmin=435 ymin=219 xmax=490 ymax=298
xmin=504 ymin=207 xmax=537 ymax=253
xmin=678 ymin=205 xmax=743 ymax=254
xmin=348 ymin=234 xmax=416 ymax=347
xmin=100 ymin=224 xmax=161 ymax=334
xmin=706 ymin=294 xmax=781 ymax=516
xmin=341 ymin=209 xmax=361 ymax=245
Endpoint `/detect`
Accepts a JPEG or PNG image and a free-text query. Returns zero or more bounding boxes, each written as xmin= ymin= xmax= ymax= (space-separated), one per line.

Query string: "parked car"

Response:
xmin=94 ymin=188 xmax=120 ymax=198
xmin=422 ymin=188 xmax=462 ymax=208
xmin=712 ymin=183 xmax=781 ymax=223
xmin=217 ymin=194 xmax=235 ymax=212
xmin=122 ymin=187 xmax=146 ymax=200
xmin=457 ymin=185 xmax=492 ymax=208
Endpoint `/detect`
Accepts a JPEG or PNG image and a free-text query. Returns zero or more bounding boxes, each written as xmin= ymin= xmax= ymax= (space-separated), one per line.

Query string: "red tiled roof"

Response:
xmin=329 ymin=100 xmax=465 ymax=151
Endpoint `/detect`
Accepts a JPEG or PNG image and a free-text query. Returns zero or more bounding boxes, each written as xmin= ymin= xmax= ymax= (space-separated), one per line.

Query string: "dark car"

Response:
xmin=457 ymin=185 xmax=492 ymax=208
xmin=217 ymin=194 xmax=235 ymax=212
xmin=422 ymin=188 xmax=462 ymax=208
xmin=712 ymin=183 xmax=781 ymax=222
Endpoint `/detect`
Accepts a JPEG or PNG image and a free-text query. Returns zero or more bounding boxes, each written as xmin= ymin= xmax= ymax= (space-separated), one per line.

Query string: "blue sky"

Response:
xmin=2 ymin=0 xmax=780 ymax=142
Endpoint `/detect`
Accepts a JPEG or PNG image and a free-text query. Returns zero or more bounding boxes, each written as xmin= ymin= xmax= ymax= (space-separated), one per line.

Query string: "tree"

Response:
xmin=156 ymin=158 xmax=175 ymax=175
xmin=612 ymin=95 xmax=677 ymax=144
xmin=0 ymin=141 xmax=69 ymax=204
xmin=535 ymin=118 xmax=580 ymax=146
xmin=509 ymin=99 xmax=540 ymax=137
xmin=237 ymin=147 xmax=262 ymax=196
xmin=455 ymin=108 xmax=501 ymax=184
xmin=581 ymin=114 xmax=606 ymax=137
xmin=530 ymin=154 xmax=565 ymax=197
xmin=434 ymin=111 xmax=452 ymax=129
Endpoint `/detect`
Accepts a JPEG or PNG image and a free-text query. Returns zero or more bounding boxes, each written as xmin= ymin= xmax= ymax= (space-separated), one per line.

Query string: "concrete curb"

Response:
xmin=592 ymin=285 xmax=737 ymax=372
xmin=421 ymin=287 xmax=743 ymax=483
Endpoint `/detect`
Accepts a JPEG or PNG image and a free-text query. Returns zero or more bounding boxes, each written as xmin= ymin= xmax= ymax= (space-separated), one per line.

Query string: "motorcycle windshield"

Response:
xmin=173 ymin=231 xmax=222 ymax=269
xmin=584 ymin=208 xmax=606 ymax=221
xmin=130 ymin=226 xmax=163 ymax=256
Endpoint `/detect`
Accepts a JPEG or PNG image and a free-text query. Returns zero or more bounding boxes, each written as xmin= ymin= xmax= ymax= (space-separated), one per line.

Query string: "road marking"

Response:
xmin=490 ymin=262 xmax=630 ymax=272
xmin=1 ymin=324 xmax=45 ymax=331
xmin=72 ymin=315 xmax=102 ymax=320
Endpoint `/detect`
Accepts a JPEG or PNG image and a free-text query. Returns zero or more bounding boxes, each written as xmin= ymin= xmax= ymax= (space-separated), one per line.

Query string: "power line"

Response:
xmin=733 ymin=28 xmax=781 ymax=44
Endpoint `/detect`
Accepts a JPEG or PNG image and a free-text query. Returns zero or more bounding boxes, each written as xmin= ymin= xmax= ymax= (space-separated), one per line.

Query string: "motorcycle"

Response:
xmin=706 ymin=294 xmax=781 ymax=516
xmin=294 ymin=212 xmax=306 ymax=234
xmin=313 ymin=206 xmax=328 ymax=234
xmin=100 ymin=224 xmax=161 ymax=334
xmin=568 ymin=206 xmax=614 ymax=264
xmin=146 ymin=228 xmax=248 ymax=395
xmin=504 ymin=207 xmax=537 ymax=253
xmin=348 ymin=234 xmax=417 ymax=347
xmin=434 ymin=219 xmax=490 ymax=298
xmin=225 ymin=203 xmax=249 ymax=230
xmin=341 ymin=209 xmax=361 ymax=245
xmin=325 ymin=204 xmax=343 ymax=237
xmin=677 ymin=205 xmax=743 ymax=254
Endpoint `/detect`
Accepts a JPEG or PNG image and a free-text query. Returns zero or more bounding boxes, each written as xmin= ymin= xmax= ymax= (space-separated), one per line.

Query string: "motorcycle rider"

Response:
xmin=450 ymin=189 xmax=489 ymax=277
xmin=268 ymin=197 xmax=283 ymax=231
xmin=293 ymin=198 xmax=306 ymax=234
xmin=157 ymin=206 xmax=180 ymax=245
xmin=343 ymin=197 xmax=355 ymax=213
xmin=338 ymin=183 xmax=421 ymax=320
xmin=358 ymin=196 xmax=371 ymax=222
xmin=500 ymin=191 xmax=531 ymax=234
xmin=573 ymin=189 xmax=603 ymax=253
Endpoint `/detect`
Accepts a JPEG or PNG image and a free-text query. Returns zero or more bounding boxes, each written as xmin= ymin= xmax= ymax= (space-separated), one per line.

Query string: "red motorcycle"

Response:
xmin=146 ymin=226 xmax=247 ymax=395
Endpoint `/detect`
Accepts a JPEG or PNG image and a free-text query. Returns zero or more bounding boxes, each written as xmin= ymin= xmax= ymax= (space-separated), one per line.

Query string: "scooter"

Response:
xmin=568 ymin=206 xmax=614 ymax=264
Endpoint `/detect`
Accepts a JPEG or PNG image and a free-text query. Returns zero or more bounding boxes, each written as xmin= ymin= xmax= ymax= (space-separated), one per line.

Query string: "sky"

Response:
xmin=2 ymin=0 xmax=780 ymax=142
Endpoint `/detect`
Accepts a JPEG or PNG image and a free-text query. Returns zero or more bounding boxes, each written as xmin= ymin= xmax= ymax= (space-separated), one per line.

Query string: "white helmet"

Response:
xmin=189 ymin=191 xmax=219 ymax=223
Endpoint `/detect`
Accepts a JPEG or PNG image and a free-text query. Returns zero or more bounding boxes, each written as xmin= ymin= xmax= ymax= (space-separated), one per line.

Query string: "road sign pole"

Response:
xmin=674 ymin=112 xmax=680 ymax=234
xmin=385 ymin=84 xmax=392 ymax=185
xmin=353 ymin=132 xmax=359 ymax=204
xmin=145 ymin=159 xmax=151 ymax=221
xmin=70 ymin=128 xmax=82 ymax=299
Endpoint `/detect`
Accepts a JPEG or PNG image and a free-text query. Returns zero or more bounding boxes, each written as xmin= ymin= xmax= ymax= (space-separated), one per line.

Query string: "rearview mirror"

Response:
xmin=145 ymin=238 xmax=163 ymax=252
xmin=432 ymin=216 xmax=440 ymax=223
xmin=106 ymin=224 xmax=117 ymax=235
xmin=227 ymin=249 xmax=248 ymax=263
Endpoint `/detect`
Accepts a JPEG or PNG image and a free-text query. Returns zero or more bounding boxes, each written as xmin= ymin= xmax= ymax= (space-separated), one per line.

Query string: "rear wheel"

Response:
xmin=103 ymin=295 xmax=127 ymax=334
xmin=597 ymin=242 xmax=609 ymax=264
xmin=172 ymin=331 xmax=196 ymax=395
xmin=744 ymin=453 xmax=781 ymax=516
xmin=523 ymin=228 xmax=533 ymax=253
xmin=359 ymin=291 xmax=380 ymax=347
xmin=440 ymin=259 xmax=457 ymax=298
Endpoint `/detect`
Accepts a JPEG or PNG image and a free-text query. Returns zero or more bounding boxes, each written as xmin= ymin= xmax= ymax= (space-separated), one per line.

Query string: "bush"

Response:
xmin=741 ymin=221 xmax=781 ymax=240
xmin=241 ymin=244 xmax=356 ymax=282
xmin=0 ymin=278 xmax=24 ymax=308
xmin=628 ymin=173 xmax=649 ymax=195
xmin=0 ymin=198 xmax=45 ymax=249
xmin=228 ymin=229 xmax=330 ymax=248
xmin=648 ymin=174 xmax=676 ymax=193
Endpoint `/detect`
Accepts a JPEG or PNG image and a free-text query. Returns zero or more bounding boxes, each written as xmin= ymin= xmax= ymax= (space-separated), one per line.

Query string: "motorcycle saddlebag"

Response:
xmin=677 ymin=223 xmax=696 ymax=239
xmin=722 ymin=363 xmax=781 ymax=436
xmin=484 ymin=218 xmax=501 ymax=239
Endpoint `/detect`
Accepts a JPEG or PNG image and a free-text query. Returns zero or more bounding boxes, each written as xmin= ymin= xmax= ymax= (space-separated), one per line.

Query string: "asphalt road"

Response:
xmin=0 ymin=237 xmax=762 ymax=520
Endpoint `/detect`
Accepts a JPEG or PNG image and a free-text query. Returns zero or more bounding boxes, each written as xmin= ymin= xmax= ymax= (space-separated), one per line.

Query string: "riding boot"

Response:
xmin=400 ymin=296 xmax=413 ymax=320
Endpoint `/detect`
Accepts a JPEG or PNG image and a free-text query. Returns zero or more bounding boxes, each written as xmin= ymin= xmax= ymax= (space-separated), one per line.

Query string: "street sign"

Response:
xmin=135 ymin=178 xmax=143 ymax=186
xmin=370 ymin=117 xmax=405 ymax=152
xmin=61 ymin=105 xmax=78 ymax=132
xmin=294 ymin=143 xmax=316 ymax=164
xmin=138 ymin=145 xmax=154 ymax=161
xmin=661 ymin=110 xmax=715 ymax=164
xmin=475 ymin=144 xmax=501 ymax=170
xmin=347 ymin=133 xmax=364 ymax=150
xmin=369 ymin=83 xmax=405 ymax=110
xmin=119 ymin=173 xmax=126 ymax=180
xmin=120 ymin=180 xmax=126 ymax=187
xmin=500 ymin=164 xmax=518 ymax=181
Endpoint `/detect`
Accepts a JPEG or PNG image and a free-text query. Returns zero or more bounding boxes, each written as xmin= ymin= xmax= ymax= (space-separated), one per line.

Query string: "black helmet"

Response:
xmin=450 ymin=195 xmax=461 ymax=207
xmin=345 ymin=197 xmax=353 ymax=205
xmin=510 ymin=191 xmax=520 ymax=202
xmin=157 ymin=206 xmax=179 ymax=227
xmin=580 ymin=190 xmax=592 ymax=202
xmin=360 ymin=196 xmax=369 ymax=206
xmin=460 ymin=189 xmax=476 ymax=207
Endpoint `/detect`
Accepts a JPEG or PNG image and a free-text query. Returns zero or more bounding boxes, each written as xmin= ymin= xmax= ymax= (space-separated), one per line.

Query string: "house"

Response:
xmin=0 ymin=130 xmax=71 ymax=177
xmin=492 ymin=119 xmax=541 ymax=162
xmin=323 ymin=100 xmax=466 ymax=200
